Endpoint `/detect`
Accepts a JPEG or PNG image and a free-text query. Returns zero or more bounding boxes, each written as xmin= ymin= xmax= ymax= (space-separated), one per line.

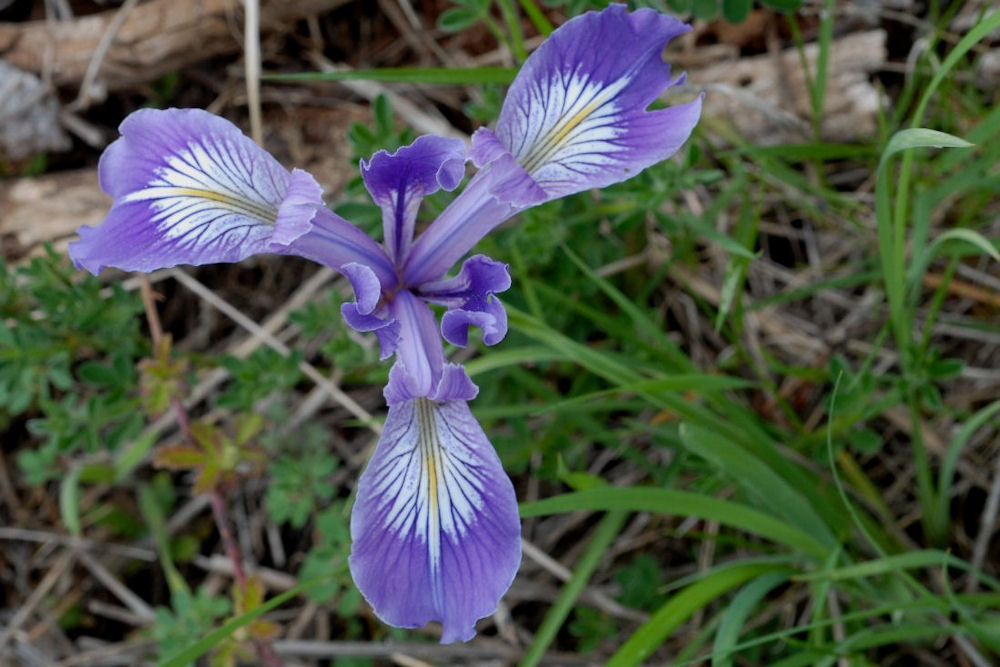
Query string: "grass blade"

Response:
xmin=264 ymin=66 xmax=517 ymax=84
xmin=712 ymin=571 xmax=792 ymax=667
xmin=608 ymin=562 xmax=789 ymax=666
xmin=520 ymin=487 xmax=829 ymax=559
xmin=520 ymin=511 xmax=628 ymax=667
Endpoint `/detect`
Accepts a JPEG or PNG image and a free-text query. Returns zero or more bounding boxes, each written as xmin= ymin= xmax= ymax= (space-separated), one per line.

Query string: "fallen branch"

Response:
xmin=0 ymin=0 xmax=348 ymax=92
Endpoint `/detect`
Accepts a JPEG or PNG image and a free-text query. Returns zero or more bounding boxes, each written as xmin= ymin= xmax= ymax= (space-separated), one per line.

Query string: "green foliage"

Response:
xmin=8 ymin=5 xmax=1000 ymax=665
xmin=616 ymin=554 xmax=665 ymax=611
xmin=569 ymin=607 xmax=618 ymax=653
xmin=438 ymin=0 xmax=491 ymax=33
xmin=346 ymin=94 xmax=415 ymax=163
xmin=152 ymin=588 xmax=232 ymax=666
xmin=154 ymin=415 xmax=266 ymax=493
xmin=217 ymin=348 xmax=302 ymax=410
xmin=265 ymin=439 xmax=338 ymax=528
xmin=298 ymin=504 xmax=358 ymax=611
xmin=0 ymin=248 xmax=146 ymax=482
xmin=139 ymin=336 xmax=189 ymax=417
xmin=289 ymin=289 xmax=380 ymax=372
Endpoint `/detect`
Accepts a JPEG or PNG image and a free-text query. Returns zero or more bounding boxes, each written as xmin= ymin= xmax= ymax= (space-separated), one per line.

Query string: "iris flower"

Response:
xmin=70 ymin=4 xmax=701 ymax=643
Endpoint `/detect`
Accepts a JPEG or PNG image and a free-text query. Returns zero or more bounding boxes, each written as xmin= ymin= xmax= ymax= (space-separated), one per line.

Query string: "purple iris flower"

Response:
xmin=69 ymin=4 xmax=701 ymax=643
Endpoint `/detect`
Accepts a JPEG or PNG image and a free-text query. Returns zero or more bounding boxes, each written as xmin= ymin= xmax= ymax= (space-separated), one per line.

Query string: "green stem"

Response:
xmin=811 ymin=0 xmax=836 ymax=141
xmin=908 ymin=395 xmax=938 ymax=544
xmin=495 ymin=0 xmax=527 ymax=62
xmin=519 ymin=0 xmax=553 ymax=35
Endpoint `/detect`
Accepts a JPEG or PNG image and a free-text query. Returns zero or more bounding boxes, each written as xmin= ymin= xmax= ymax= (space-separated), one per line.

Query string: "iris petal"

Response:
xmin=494 ymin=4 xmax=701 ymax=199
xmin=70 ymin=108 xmax=304 ymax=274
xmin=349 ymin=396 xmax=521 ymax=643
xmin=420 ymin=255 xmax=511 ymax=347
xmin=69 ymin=108 xmax=396 ymax=285
xmin=402 ymin=5 xmax=700 ymax=285
xmin=361 ymin=135 xmax=467 ymax=263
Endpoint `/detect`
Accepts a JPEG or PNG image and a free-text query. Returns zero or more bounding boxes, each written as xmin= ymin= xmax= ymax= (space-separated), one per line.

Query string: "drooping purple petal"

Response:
xmin=402 ymin=6 xmax=700 ymax=285
xmin=70 ymin=108 xmax=306 ymax=274
xmin=493 ymin=4 xmax=701 ymax=200
xmin=419 ymin=255 xmax=511 ymax=347
xmin=69 ymin=108 xmax=398 ymax=286
xmin=361 ymin=135 xmax=467 ymax=263
xmin=349 ymin=396 xmax=521 ymax=643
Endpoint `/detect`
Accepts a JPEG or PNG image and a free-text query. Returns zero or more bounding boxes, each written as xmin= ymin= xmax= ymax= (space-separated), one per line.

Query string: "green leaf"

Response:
xmin=158 ymin=576 xmax=335 ymax=667
xmin=712 ymin=571 xmax=791 ymax=667
xmin=847 ymin=428 xmax=883 ymax=454
xmin=609 ymin=563 xmax=790 ymax=666
xmin=679 ymin=423 xmax=836 ymax=547
xmin=77 ymin=361 xmax=120 ymax=387
xmin=521 ymin=511 xmax=628 ymax=667
xmin=520 ymin=487 xmax=829 ymax=559
xmin=878 ymin=129 xmax=973 ymax=173
xmin=540 ymin=374 xmax=753 ymax=415
xmin=266 ymin=66 xmax=517 ymax=85
xmin=795 ymin=550 xmax=1000 ymax=590
xmin=759 ymin=0 xmax=802 ymax=10
xmin=933 ymin=401 xmax=1000 ymax=543
xmin=691 ymin=0 xmax=720 ymax=20
xmin=60 ymin=466 xmax=83 ymax=537
xmin=926 ymin=228 xmax=1000 ymax=263
xmin=721 ymin=0 xmax=751 ymax=23
xmin=438 ymin=7 xmax=480 ymax=32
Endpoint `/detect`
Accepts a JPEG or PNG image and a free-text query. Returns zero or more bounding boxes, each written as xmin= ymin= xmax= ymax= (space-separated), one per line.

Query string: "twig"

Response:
xmin=69 ymin=0 xmax=140 ymax=110
xmin=75 ymin=550 xmax=156 ymax=623
xmin=0 ymin=550 xmax=76 ymax=652
xmin=269 ymin=639 xmax=595 ymax=662
xmin=0 ymin=527 xmax=155 ymax=561
xmin=966 ymin=439 xmax=1000 ymax=593
xmin=167 ymin=267 xmax=381 ymax=434
xmin=56 ymin=639 xmax=155 ymax=667
xmin=521 ymin=540 xmax=648 ymax=623
xmin=243 ymin=0 xmax=263 ymax=145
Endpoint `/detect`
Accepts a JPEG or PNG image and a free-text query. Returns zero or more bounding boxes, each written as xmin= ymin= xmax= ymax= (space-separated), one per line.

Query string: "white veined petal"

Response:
xmin=349 ymin=397 xmax=521 ymax=643
xmin=124 ymin=136 xmax=286 ymax=243
xmin=509 ymin=69 xmax=631 ymax=177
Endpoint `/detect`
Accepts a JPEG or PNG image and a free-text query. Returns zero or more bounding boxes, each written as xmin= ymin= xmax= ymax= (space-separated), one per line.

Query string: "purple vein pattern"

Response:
xmin=68 ymin=3 xmax=701 ymax=643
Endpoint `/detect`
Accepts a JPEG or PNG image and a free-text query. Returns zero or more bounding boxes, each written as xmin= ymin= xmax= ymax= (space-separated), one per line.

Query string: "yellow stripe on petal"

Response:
xmin=517 ymin=75 xmax=631 ymax=175
xmin=125 ymin=186 xmax=279 ymax=224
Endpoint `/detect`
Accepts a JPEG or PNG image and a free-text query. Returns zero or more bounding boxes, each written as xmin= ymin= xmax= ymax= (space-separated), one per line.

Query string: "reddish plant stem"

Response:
xmin=209 ymin=488 xmax=248 ymax=588
xmin=139 ymin=276 xmax=283 ymax=667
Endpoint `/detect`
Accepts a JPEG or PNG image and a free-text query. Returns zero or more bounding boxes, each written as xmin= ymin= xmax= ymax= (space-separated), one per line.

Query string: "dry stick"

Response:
xmin=70 ymin=0 xmax=140 ymax=111
xmin=167 ymin=267 xmax=381 ymax=434
xmin=243 ymin=0 xmax=263 ymax=145
xmin=121 ymin=266 xmax=341 ymax=480
xmin=56 ymin=639 xmax=155 ymax=667
xmin=0 ymin=550 xmax=75 ymax=652
xmin=306 ymin=52 xmax=461 ymax=139
xmin=966 ymin=441 xmax=1000 ymax=593
xmin=139 ymin=276 xmax=283 ymax=667
xmin=521 ymin=540 xmax=648 ymax=623
xmin=0 ymin=527 xmax=155 ymax=561
xmin=75 ymin=550 xmax=156 ymax=624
